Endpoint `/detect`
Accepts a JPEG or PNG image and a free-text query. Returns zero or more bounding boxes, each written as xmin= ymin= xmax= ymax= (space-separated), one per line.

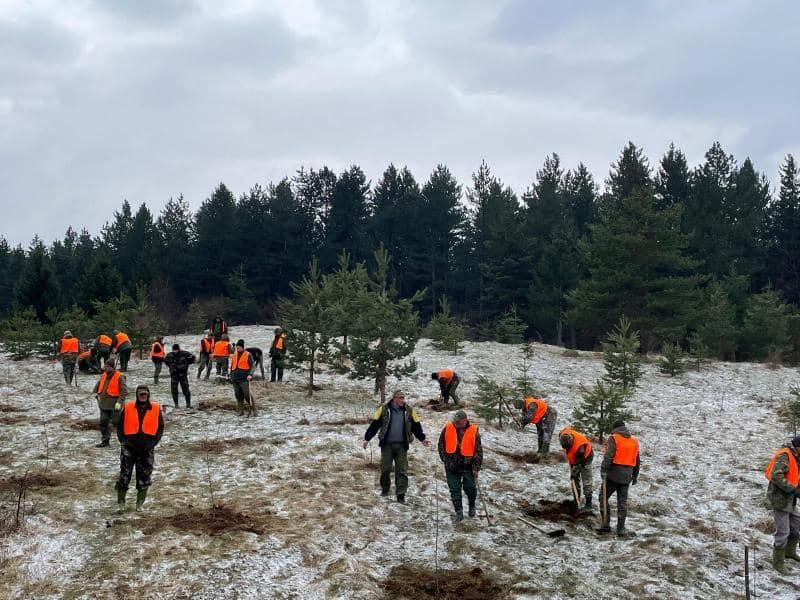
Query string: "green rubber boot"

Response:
xmin=237 ymin=400 xmax=244 ymax=416
xmin=787 ymin=536 xmax=800 ymax=562
xmin=773 ymin=545 xmax=791 ymax=575
xmin=116 ymin=489 xmax=126 ymax=514
xmin=540 ymin=442 xmax=550 ymax=455
xmin=135 ymin=489 xmax=148 ymax=512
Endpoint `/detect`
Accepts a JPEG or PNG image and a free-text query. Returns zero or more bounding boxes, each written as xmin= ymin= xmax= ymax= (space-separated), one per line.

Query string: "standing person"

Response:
xmin=212 ymin=333 xmax=232 ymax=378
xmin=229 ymin=340 xmax=255 ymax=416
xmin=516 ymin=396 xmax=558 ymax=455
xmin=599 ymin=420 xmax=640 ymax=537
xmin=112 ymin=330 xmax=132 ymax=372
xmin=269 ymin=327 xmax=287 ymax=382
xmin=431 ymin=370 xmax=461 ymax=406
xmin=96 ymin=332 xmax=113 ymax=364
xmin=92 ymin=359 xmax=127 ymax=448
xmin=113 ymin=385 xmax=164 ymax=513
xmin=149 ymin=336 xmax=166 ymax=384
xmin=197 ymin=331 xmax=214 ymax=380
xmin=163 ymin=344 xmax=196 ymax=408
xmin=211 ymin=316 xmax=228 ymax=342
xmin=58 ymin=330 xmax=80 ymax=385
xmin=438 ymin=410 xmax=482 ymax=522
xmin=363 ymin=390 xmax=430 ymax=504
xmin=765 ymin=436 xmax=800 ymax=574
xmin=559 ymin=426 xmax=594 ymax=509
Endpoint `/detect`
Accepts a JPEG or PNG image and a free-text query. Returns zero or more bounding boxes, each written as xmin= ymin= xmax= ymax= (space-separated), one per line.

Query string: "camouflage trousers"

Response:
xmin=380 ymin=443 xmax=408 ymax=496
xmin=445 ymin=468 xmax=476 ymax=513
xmin=570 ymin=456 xmax=594 ymax=500
xmin=232 ymin=379 xmax=250 ymax=414
xmin=215 ymin=358 xmax=228 ymax=377
xmin=152 ymin=360 xmax=163 ymax=383
xmin=115 ymin=445 xmax=155 ymax=492
xmin=536 ymin=408 xmax=558 ymax=449
xmin=61 ymin=359 xmax=76 ymax=384
xmin=197 ymin=354 xmax=212 ymax=379
xmin=442 ymin=378 xmax=460 ymax=405
xmin=99 ymin=408 xmax=117 ymax=443
xmin=773 ymin=509 xmax=800 ymax=548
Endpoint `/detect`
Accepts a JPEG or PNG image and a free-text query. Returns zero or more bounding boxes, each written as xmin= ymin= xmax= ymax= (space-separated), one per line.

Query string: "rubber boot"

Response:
xmin=584 ymin=497 xmax=592 ymax=510
xmin=540 ymin=442 xmax=550 ymax=455
xmin=396 ymin=495 xmax=405 ymax=504
xmin=468 ymin=501 xmax=476 ymax=518
xmin=773 ymin=545 xmax=791 ymax=575
xmin=135 ymin=489 xmax=147 ymax=512
xmin=116 ymin=489 xmax=126 ymax=514
xmin=237 ymin=400 xmax=244 ymax=416
xmin=452 ymin=511 xmax=464 ymax=523
xmin=787 ymin=536 xmax=800 ymax=562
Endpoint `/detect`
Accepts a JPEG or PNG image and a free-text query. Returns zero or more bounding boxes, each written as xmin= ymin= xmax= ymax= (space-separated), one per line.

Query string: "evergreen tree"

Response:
xmin=474 ymin=375 xmax=514 ymax=429
xmin=572 ymin=380 xmax=631 ymax=443
xmin=606 ymin=141 xmax=652 ymax=201
xmin=688 ymin=331 xmax=708 ymax=371
xmin=322 ymin=166 xmax=371 ymax=271
xmin=495 ymin=305 xmax=525 ymax=344
xmin=0 ymin=308 xmax=42 ymax=360
xmin=658 ymin=340 xmax=686 ymax=376
xmin=602 ymin=316 xmax=642 ymax=394
xmin=767 ymin=155 xmax=800 ymax=303
xmin=14 ymin=237 xmax=60 ymax=322
xmin=156 ymin=195 xmax=195 ymax=304
xmin=696 ymin=280 xmax=739 ymax=360
xmin=347 ymin=246 xmax=424 ymax=402
xmin=323 ymin=252 xmax=369 ymax=367
xmin=782 ymin=388 xmax=800 ymax=437
xmin=277 ymin=259 xmax=331 ymax=395
xmin=225 ymin=266 xmax=261 ymax=325
xmin=727 ymin=158 xmax=770 ymax=284
xmin=194 ymin=183 xmax=240 ymax=292
xmin=739 ymin=286 xmax=791 ymax=361
xmin=78 ymin=254 xmax=123 ymax=313
xmin=293 ymin=165 xmax=337 ymax=246
xmin=656 ymin=143 xmax=690 ymax=210
xmin=425 ymin=296 xmax=465 ymax=355
xmin=513 ymin=342 xmax=537 ymax=398
xmin=126 ymin=285 xmax=169 ymax=358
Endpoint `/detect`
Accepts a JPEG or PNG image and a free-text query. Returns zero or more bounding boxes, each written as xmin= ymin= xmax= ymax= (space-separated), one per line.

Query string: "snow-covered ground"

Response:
xmin=0 ymin=325 xmax=797 ymax=599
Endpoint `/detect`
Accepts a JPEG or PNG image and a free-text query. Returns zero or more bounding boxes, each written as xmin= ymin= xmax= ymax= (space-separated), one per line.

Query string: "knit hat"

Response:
xmin=612 ymin=420 xmax=626 ymax=429
xmin=135 ymin=384 xmax=150 ymax=398
xmin=791 ymin=436 xmax=800 ymax=448
xmin=64 ymin=330 xmax=72 ymax=337
xmin=236 ymin=339 xmax=245 ymax=348
xmin=105 ymin=358 xmax=116 ymax=368
xmin=453 ymin=410 xmax=467 ymax=422
xmin=172 ymin=343 xmax=180 ymax=351
xmin=559 ymin=433 xmax=574 ymax=448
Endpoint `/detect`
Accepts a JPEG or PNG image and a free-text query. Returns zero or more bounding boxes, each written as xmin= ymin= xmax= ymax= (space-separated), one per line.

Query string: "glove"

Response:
xmin=570 ymin=465 xmax=581 ymax=480
xmin=631 ymin=478 xmax=638 ymax=486
xmin=114 ymin=402 xmax=122 ymax=411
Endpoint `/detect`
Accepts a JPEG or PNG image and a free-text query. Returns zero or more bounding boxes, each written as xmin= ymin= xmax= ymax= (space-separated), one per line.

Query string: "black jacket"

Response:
xmin=163 ymin=350 xmax=196 ymax=377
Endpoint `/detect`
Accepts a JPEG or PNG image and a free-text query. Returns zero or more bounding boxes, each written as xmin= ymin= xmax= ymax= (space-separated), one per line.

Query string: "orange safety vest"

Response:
xmin=97 ymin=334 xmax=112 ymax=346
xmin=79 ymin=350 xmax=92 ymax=361
xmin=559 ymin=426 xmax=593 ymax=465
xmin=98 ymin=371 xmax=123 ymax=398
xmin=59 ymin=337 xmax=79 ymax=354
xmin=610 ymin=433 xmax=639 ymax=467
xmin=114 ymin=332 xmax=130 ymax=346
xmin=443 ymin=422 xmax=478 ymax=457
xmin=230 ymin=350 xmax=251 ymax=372
xmin=766 ymin=448 xmax=800 ymax=487
xmin=213 ymin=340 xmax=231 ymax=358
xmin=122 ymin=401 xmax=161 ymax=436
xmin=437 ymin=369 xmax=454 ymax=385
xmin=150 ymin=342 xmax=165 ymax=359
xmin=524 ymin=397 xmax=548 ymax=425
xmin=200 ymin=338 xmax=214 ymax=354
xmin=273 ymin=335 xmax=285 ymax=351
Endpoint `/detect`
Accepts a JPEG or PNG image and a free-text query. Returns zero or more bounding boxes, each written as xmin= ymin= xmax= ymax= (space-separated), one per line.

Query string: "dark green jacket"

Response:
xmin=364 ymin=402 xmax=426 ymax=449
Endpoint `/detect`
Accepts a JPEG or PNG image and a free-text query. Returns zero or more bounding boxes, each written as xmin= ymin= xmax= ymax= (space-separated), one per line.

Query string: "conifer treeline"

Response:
xmin=4 ymin=141 xmax=800 ymax=360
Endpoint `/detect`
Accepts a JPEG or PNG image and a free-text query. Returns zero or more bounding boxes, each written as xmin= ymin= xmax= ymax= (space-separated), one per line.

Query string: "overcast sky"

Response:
xmin=1 ymin=0 xmax=798 ymax=245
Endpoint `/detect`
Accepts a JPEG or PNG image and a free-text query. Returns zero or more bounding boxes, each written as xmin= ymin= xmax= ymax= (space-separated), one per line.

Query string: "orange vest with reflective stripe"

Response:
xmin=98 ymin=334 xmax=112 ymax=346
xmin=560 ymin=426 xmax=593 ymax=465
xmin=60 ymin=337 xmax=79 ymax=354
xmin=98 ymin=371 xmax=123 ymax=397
xmin=766 ymin=448 xmax=800 ymax=486
xmin=524 ymin=397 xmax=548 ymax=424
xmin=437 ymin=369 xmax=454 ymax=385
xmin=150 ymin=342 xmax=165 ymax=359
xmin=114 ymin=332 xmax=130 ymax=346
xmin=443 ymin=422 xmax=478 ymax=457
xmin=611 ymin=433 xmax=639 ymax=467
xmin=213 ymin=340 xmax=231 ymax=358
xmin=200 ymin=338 xmax=214 ymax=354
xmin=122 ymin=402 xmax=161 ymax=436
xmin=230 ymin=350 xmax=250 ymax=373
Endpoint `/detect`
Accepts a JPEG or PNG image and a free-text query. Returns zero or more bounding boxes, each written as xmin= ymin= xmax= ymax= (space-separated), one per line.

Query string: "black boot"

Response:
xmin=468 ymin=502 xmax=476 ymax=518
xmin=452 ymin=511 xmax=464 ymax=523
xmin=397 ymin=495 xmax=405 ymax=504
xmin=95 ymin=439 xmax=109 ymax=448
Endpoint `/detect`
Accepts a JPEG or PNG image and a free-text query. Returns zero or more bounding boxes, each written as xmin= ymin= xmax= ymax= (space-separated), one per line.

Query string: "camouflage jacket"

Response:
xmin=364 ymin=402 xmax=426 ymax=449
xmin=438 ymin=422 xmax=483 ymax=472
xmin=767 ymin=446 xmax=799 ymax=512
xmin=92 ymin=371 xmax=128 ymax=410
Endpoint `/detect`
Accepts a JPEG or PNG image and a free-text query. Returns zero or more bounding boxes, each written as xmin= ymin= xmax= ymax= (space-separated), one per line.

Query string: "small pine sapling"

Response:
xmin=688 ymin=331 xmax=708 ymax=372
xmin=572 ymin=379 xmax=631 ymax=443
xmin=602 ymin=315 xmax=642 ymax=395
xmin=426 ymin=296 xmax=466 ymax=356
xmin=495 ymin=305 xmax=525 ymax=344
xmin=658 ymin=340 xmax=686 ymax=376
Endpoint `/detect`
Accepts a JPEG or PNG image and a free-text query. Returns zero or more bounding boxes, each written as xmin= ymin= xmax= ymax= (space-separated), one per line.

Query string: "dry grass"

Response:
xmin=185 ymin=437 xmax=265 ymax=453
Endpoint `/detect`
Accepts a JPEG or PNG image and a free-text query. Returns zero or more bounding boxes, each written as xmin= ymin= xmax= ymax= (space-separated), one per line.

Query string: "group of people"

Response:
xmin=363 ymin=376 xmax=641 ymax=535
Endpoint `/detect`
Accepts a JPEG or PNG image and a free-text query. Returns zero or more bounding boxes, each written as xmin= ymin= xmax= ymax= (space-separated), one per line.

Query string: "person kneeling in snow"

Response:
xmin=438 ymin=410 xmax=482 ymax=523
xmin=113 ymin=385 xmax=164 ymax=513
xmin=765 ymin=436 xmax=800 ymax=574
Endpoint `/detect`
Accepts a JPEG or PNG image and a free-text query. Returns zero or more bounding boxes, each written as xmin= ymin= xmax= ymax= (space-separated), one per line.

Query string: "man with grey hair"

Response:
xmin=363 ymin=390 xmax=430 ymax=504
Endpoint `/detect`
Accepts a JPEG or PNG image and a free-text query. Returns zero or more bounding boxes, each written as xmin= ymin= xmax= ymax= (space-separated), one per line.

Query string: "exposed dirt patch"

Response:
xmin=319 ymin=417 xmax=370 ymax=426
xmin=141 ymin=504 xmax=279 ymax=536
xmin=186 ymin=437 xmax=264 ymax=453
xmin=296 ymin=418 xmax=310 ymax=425
xmin=519 ymin=499 xmax=593 ymax=523
xmin=69 ymin=418 xmax=99 ymax=431
xmin=494 ymin=449 xmax=566 ymax=464
xmin=0 ymin=415 xmax=29 ymax=425
xmin=0 ymin=403 xmax=27 ymax=413
xmin=197 ymin=397 xmax=237 ymax=412
xmin=418 ymin=399 xmax=462 ymax=413
xmin=0 ymin=472 xmax=65 ymax=492
xmin=381 ymin=564 xmax=508 ymax=599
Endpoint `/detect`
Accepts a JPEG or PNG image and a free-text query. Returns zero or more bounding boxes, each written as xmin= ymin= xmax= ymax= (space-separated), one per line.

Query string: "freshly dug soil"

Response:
xmin=319 ymin=417 xmax=370 ymax=426
xmin=69 ymin=418 xmax=99 ymax=431
xmin=141 ymin=504 xmax=277 ymax=536
xmin=0 ymin=472 xmax=64 ymax=492
xmin=519 ymin=498 xmax=594 ymax=523
xmin=186 ymin=437 xmax=262 ymax=453
xmin=494 ymin=448 xmax=565 ymax=465
xmin=382 ymin=564 xmax=508 ymax=599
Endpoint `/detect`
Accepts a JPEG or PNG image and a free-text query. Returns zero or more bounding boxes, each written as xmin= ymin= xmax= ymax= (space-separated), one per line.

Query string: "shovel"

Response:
xmin=517 ymin=515 xmax=566 ymax=538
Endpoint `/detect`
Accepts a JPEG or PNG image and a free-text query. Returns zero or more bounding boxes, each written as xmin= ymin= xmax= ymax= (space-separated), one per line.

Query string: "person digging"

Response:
xmin=516 ymin=396 xmax=558 ymax=455
xmin=113 ymin=384 xmax=164 ymax=513
xmin=438 ymin=409 xmax=483 ymax=523
xmin=765 ymin=435 xmax=800 ymax=574
xmin=431 ymin=369 xmax=461 ymax=406
xmin=363 ymin=390 xmax=430 ymax=504
xmin=559 ymin=426 xmax=594 ymax=510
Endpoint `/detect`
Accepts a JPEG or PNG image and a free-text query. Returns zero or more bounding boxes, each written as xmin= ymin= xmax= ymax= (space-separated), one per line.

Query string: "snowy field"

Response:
xmin=0 ymin=324 xmax=798 ymax=599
